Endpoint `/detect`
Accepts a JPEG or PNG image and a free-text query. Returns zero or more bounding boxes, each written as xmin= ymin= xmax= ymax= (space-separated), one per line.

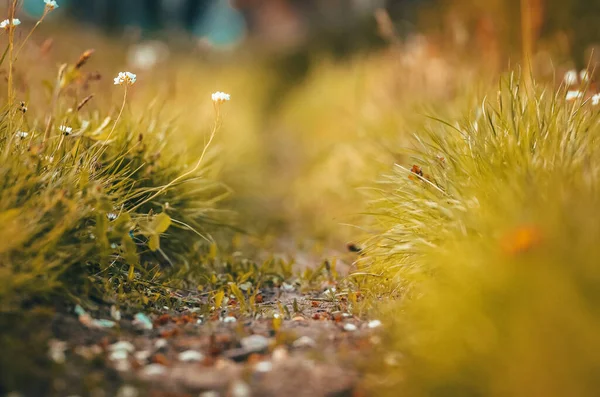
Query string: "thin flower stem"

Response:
xmin=95 ymin=87 xmax=128 ymax=161
xmin=7 ymin=0 xmax=17 ymax=108
xmin=106 ymin=87 xmax=128 ymax=143
xmin=14 ymin=11 xmax=47 ymax=61
xmin=128 ymin=104 xmax=222 ymax=213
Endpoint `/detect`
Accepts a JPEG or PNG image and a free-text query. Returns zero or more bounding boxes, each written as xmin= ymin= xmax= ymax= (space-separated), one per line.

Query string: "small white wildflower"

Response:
xmin=580 ymin=70 xmax=589 ymax=83
xmin=211 ymin=91 xmax=230 ymax=104
xmin=0 ymin=19 xmax=21 ymax=29
xmin=107 ymin=212 xmax=118 ymax=221
xmin=114 ymin=71 xmax=137 ymax=86
xmin=16 ymin=131 xmax=29 ymax=139
xmin=59 ymin=125 xmax=72 ymax=135
xmin=44 ymin=0 xmax=59 ymax=10
xmin=564 ymin=69 xmax=578 ymax=86
xmin=566 ymin=90 xmax=583 ymax=101
xmin=592 ymin=94 xmax=600 ymax=106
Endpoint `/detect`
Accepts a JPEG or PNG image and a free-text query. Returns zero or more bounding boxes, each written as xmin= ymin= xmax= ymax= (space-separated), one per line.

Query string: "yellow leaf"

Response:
xmin=214 ymin=289 xmax=225 ymax=309
xmin=128 ymin=264 xmax=135 ymax=281
xmin=151 ymin=213 xmax=171 ymax=234
xmin=148 ymin=234 xmax=160 ymax=251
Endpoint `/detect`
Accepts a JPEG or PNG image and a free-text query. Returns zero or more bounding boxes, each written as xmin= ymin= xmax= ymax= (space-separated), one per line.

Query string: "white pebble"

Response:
xmin=116 ymin=385 xmax=138 ymax=397
xmin=367 ymin=320 xmax=382 ymax=329
xmin=178 ymin=350 xmax=205 ymax=362
xmin=343 ymin=323 xmax=358 ymax=332
xmin=199 ymin=392 xmax=220 ymax=397
xmin=109 ymin=341 xmax=135 ymax=353
xmin=292 ymin=336 xmax=316 ymax=348
xmin=230 ymin=380 xmax=251 ymax=397
xmin=109 ymin=350 xmax=129 ymax=361
xmin=141 ymin=363 xmax=167 ymax=376
xmin=254 ymin=360 xmax=273 ymax=373
xmin=240 ymin=335 xmax=269 ymax=351
xmin=271 ymin=346 xmax=288 ymax=363
xmin=154 ymin=339 xmax=168 ymax=349
xmin=223 ymin=316 xmax=237 ymax=323
xmin=134 ymin=350 xmax=151 ymax=362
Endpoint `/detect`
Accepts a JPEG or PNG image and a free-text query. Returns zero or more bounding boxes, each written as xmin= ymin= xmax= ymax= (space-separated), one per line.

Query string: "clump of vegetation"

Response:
xmin=0 ymin=3 xmax=230 ymax=312
xmin=360 ymin=74 xmax=600 ymax=396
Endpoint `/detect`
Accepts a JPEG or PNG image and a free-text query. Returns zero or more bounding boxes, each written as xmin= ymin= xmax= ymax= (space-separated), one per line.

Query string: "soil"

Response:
xmin=31 ymin=284 xmax=379 ymax=397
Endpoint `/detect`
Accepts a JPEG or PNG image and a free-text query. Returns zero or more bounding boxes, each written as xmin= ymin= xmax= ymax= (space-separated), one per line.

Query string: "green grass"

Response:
xmin=359 ymin=74 xmax=600 ymax=396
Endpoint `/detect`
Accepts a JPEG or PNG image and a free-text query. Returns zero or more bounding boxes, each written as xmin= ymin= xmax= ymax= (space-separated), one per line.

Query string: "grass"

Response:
xmin=359 ymin=74 xmax=600 ymax=396
xmin=0 ymin=5 xmax=231 ymax=312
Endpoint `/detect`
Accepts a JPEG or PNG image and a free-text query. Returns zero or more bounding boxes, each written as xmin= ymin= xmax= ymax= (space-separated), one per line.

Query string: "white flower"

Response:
xmin=16 ymin=131 xmax=29 ymax=139
xmin=564 ymin=69 xmax=578 ymax=86
xmin=580 ymin=70 xmax=589 ymax=83
xmin=114 ymin=71 xmax=137 ymax=86
xmin=566 ymin=90 xmax=583 ymax=101
xmin=59 ymin=125 xmax=72 ymax=135
xmin=0 ymin=19 xmax=21 ymax=29
xmin=592 ymin=94 xmax=600 ymax=106
xmin=211 ymin=91 xmax=230 ymax=104
xmin=44 ymin=0 xmax=59 ymax=10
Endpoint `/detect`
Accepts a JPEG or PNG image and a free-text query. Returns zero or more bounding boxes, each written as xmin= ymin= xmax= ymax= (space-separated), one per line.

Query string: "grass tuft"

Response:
xmin=360 ymin=74 xmax=600 ymax=396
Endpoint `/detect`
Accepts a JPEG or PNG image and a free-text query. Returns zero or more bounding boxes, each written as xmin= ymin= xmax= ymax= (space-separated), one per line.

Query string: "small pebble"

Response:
xmin=292 ymin=336 xmax=316 ymax=348
xmin=114 ymin=359 xmax=131 ymax=372
xmin=48 ymin=340 xmax=67 ymax=364
xmin=109 ymin=350 xmax=129 ymax=361
xmin=116 ymin=385 xmax=138 ymax=397
xmin=229 ymin=380 xmax=251 ymax=397
xmin=178 ymin=350 xmax=205 ymax=362
xmin=133 ymin=313 xmax=153 ymax=330
xmin=343 ymin=323 xmax=358 ymax=332
xmin=281 ymin=283 xmax=295 ymax=292
xmin=141 ymin=363 xmax=167 ymax=376
xmin=199 ymin=392 xmax=220 ymax=397
xmin=254 ymin=360 xmax=273 ymax=373
xmin=134 ymin=350 xmax=151 ymax=362
xmin=109 ymin=341 xmax=135 ymax=353
xmin=272 ymin=346 xmax=288 ymax=363
xmin=223 ymin=316 xmax=237 ymax=323
xmin=154 ymin=339 xmax=168 ymax=349
xmin=368 ymin=320 xmax=382 ymax=329
xmin=240 ymin=335 xmax=269 ymax=352
xmin=110 ymin=306 xmax=121 ymax=321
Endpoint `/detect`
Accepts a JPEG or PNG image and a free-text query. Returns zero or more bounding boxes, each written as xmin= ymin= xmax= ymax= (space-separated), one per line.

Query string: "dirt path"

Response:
xmin=45 ymin=283 xmax=380 ymax=397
